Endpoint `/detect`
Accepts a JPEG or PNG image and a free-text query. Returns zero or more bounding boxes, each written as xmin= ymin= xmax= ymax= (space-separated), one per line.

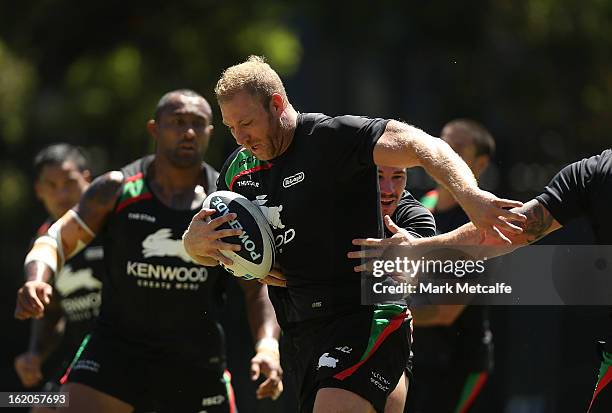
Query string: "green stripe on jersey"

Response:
xmin=224 ymin=149 xmax=266 ymax=189
xmin=360 ymin=304 xmax=406 ymax=362
xmin=118 ymin=174 xmax=149 ymax=204
xmin=454 ymin=372 xmax=482 ymax=413
xmin=420 ymin=190 xmax=439 ymax=210
xmin=596 ymin=351 xmax=612 ymax=384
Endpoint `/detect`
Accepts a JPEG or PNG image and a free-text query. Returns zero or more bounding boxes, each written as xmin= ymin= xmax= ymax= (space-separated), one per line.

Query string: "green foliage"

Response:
xmin=0 ymin=40 xmax=36 ymax=146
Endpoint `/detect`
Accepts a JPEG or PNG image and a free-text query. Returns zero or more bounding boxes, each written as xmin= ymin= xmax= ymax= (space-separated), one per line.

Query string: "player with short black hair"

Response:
xmin=376 ymin=165 xmax=436 ymax=413
xmin=183 ymin=56 xmax=525 ymax=413
xmin=15 ymin=90 xmax=282 ymax=412
xmin=15 ymin=144 xmax=103 ymax=413
xmin=33 ymin=144 xmax=89 ymax=181
xmin=408 ymin=119 xmax=496 ymax=413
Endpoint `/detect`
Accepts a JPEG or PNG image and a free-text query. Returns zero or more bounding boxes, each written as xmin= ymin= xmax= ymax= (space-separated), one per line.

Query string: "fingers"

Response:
xmin=214 ymin=240 xmax=242 ymax=252
xmin=384 ymin=215 xmax=400 ymax=234
xmin=208 ymin=213 xmax=238 ymax=230
xmin=14 ymin=354 xmax=42 ymax=388
xmin=15 ymin=287 xmax=44 ymax=320
xmin=214 ymin=228 xmax=244 ymax=240
xmin=211 ymin=251 xmax=233 ymax=267
xmin=250 ymin=359 xmax=261 ymax=381
xmin=192 ymin=208 xmax=216 ymax=221
xmin=37 ymin=284 xmax=52 ymax=306
xmin=493 ymin=217 xmax=524 ymax=234
xmin=488 ymin=226 xmax=512 ymax=244
xmin=258 ymin=275 xmax=287 ymax=287
xmin=354 ymin=262 xmax=370 ymax=273
xmin=352 ymin=237 xmax=389 ymax=247
xmin=493 ymin=198 xmax=524 ymax=210
xmin=347 ymin=248 xmax=384 ymax=260
xmin=256 ymin=378 xmax=283 ymax=400
xmin=268 ymin=268 xmax=286 ymax=279
xmin=495 ymin=206 xmax=527 ymax=223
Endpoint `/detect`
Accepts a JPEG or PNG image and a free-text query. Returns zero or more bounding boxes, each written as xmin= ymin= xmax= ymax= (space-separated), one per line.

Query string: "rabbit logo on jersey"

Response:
xmin=126 ymin=228 xmax=208 ymax=289
xmin=142 ymin=228 xmax=195 ymax=263
xmin=252 ymin=195 xmax=295 ymax=250
xmin=55 ymin=265 xmax=102 ymax=321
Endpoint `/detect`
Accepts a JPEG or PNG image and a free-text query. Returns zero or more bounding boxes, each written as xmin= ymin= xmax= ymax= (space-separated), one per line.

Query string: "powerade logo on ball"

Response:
xmin=210 ymin=196 xmax=263 ymax=263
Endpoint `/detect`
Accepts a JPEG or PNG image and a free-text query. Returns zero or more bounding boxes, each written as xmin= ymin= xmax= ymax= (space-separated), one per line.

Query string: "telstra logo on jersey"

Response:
xmin=283 ymin=171 xmax=305 ymax=188
xmin=210 ymin=196 xmax=262 ymax=261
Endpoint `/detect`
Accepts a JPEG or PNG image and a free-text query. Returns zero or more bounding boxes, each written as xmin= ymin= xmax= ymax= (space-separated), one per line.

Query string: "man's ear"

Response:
xmin=82 ymin=169 xmax=92 ymax=183
xmin=269 ymin=93 xmax=285 ymax=115
xmin=146 ymin=119 xmax=157 ymax=139
xmin=34 ymin=181 xmax=43 ymax=201
xmin=474 ymin=155 xmax=490 ymax=177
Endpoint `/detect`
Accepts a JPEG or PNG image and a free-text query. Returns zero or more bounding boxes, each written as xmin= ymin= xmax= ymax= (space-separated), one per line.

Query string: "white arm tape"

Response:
xmin=68 ymin=210 xmax=95 ymax=238
xmin=24 ymin=236 xmax=59 ymax=274
xmin=255 ymin=337 xmax=280 ymax=354
xmin=47 ymin=220 xmax=65 ymax=267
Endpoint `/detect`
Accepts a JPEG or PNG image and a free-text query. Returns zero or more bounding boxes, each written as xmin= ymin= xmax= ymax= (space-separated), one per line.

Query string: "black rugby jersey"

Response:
xmin=34 ymin=220 xmax=104 ymax=354
xmin=537 ymin=149 xmax=612 ymax=244
xmin=218 ymin=113 xmax=389 ymax=323
xmin=385 ymin=190 xmax=436 ymax=239
xmin=368 ymin=191 xmax=436 ymax=305
xmin=536 ymin=149 xmax=612 ymax=351
xmin=415 ymin=189 xmax=494 ymax=369
xmin=98 ymin=156 xmax=226 ymax=362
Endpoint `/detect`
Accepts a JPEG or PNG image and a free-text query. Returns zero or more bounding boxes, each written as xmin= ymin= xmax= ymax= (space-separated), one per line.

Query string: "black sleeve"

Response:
xmin=322 ymin=115 xmax=389 ymax=174
xmin=535 ymin=150 xmax=605 ymax=224
xmin=390 ymin=192 xmax=437 ymax=238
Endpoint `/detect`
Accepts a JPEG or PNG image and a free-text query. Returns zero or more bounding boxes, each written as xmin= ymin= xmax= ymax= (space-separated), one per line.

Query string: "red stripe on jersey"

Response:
xmin=333 ymin=312 xmax=406 ymax=380
xmin=115 ymin=192 xmax=153 ymax=213
xmin=125 ymin=172 xmax=144 ymax=183
xmin=457 ymin=372 xmax=489 ymax=413
xmin=229 ymin=163 xmax=273 ymax=191
xmin=589 ymin=366 xmax=612 ymax=412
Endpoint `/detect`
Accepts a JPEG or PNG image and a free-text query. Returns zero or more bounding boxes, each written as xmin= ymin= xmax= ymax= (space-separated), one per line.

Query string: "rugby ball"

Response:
xmin=203 ymin=191 xmax=275 ymax=280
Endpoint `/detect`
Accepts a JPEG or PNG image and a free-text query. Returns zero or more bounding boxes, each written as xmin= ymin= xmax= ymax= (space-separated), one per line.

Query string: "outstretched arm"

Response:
xmin=350 ymin=199 xmax=563 ymax=265
xmin=238 ymin=280 xmax=283 ymax=400
xmin=373 ymin=120 xmax=526 ymax=237
xmin=413 ymin=199 xmax=562 ymax=251
xmin=15 ymin=172 xmax=122 ymax=320
xmin=14 ymin=299 xmax=64 ymax=387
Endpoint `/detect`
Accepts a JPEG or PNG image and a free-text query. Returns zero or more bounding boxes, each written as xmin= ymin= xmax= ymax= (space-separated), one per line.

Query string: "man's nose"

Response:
xmin=379 ymin=179 xmax=392 ymax=194
xmin=234 ymin=130 xmax=249 ymax=146
xmin=183 ymin=126 xmax=196 ymax=140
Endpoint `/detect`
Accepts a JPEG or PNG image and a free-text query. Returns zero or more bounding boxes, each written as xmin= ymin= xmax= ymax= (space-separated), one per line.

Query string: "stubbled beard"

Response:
xmin=268 ymin=112 xmax=291 ymax=157
xmin=167 ymin=147 xmax=201 ymax=168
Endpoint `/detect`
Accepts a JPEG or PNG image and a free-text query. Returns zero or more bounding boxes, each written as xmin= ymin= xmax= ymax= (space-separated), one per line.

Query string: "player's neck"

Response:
xmin=275 ymin=105 xmax=298 ymax=157
xmin=435 ymin=186 xmax=459 ymax=212
xmin=148 ymin=158 xmax=205 ymax=209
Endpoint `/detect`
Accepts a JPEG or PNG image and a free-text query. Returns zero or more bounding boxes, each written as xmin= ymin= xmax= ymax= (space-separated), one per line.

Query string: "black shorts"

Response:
xmin=405 ymin=367 xmax=488 ymax=413
xmin=282 ymin=305 xmax=411 ymax=413
xmin=588 ymin=342 xmax=612 ymax=413
xmin=62 ymin=333 xmax=236 ymax=413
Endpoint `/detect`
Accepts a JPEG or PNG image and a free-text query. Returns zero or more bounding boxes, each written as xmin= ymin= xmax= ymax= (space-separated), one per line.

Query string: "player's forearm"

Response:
xmin=24 ymin=261 xmax=54 ymax=283
xmin=414 ymin=136 xmax=479 ymax=198
xmin=413 ymin=222 xmax=485 ymax=246
xmin=28 ymin=313 xmax=64 ymax=360
xmin=412 ymin=305 xmax=465 ymax=327
xmin=375 ymin=121 xmax=477 ymax=194
xmin=240 ymin=281 xmax=281 ymax=341
xmin=411 ymin=222 xmax=519 ymax=259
